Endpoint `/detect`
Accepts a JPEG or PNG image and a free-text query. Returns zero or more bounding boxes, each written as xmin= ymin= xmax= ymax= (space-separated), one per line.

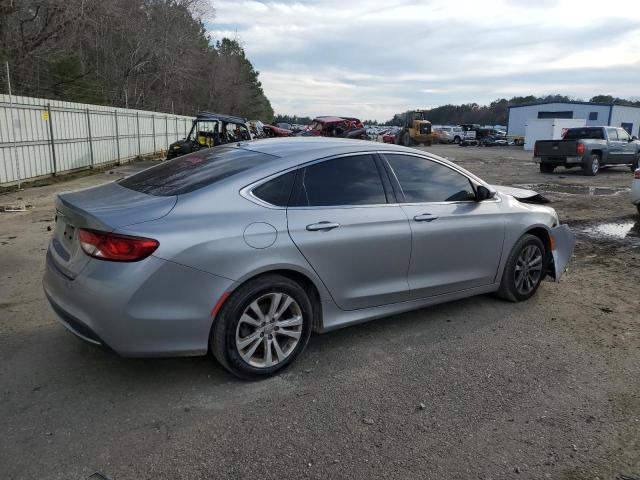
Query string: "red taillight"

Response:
xmin=78 ymin=229 xmax=159 ymax=262
xmin=576 ymin=143 xmax=585 ymax=155
xmin=635 ymin=168 xmax=640 ymax=179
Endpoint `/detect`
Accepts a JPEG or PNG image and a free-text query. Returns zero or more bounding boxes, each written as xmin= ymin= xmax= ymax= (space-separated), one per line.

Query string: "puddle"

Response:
xmin=578 ymin=220 xmax=640 ymax=246
xmin=515 ymin=183 xmax=628 ymax=197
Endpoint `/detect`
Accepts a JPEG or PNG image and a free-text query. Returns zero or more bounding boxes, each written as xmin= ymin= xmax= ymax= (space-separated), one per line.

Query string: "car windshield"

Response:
xmin=188 ymin=121 xmax=219 ymax=140
xmin=563 ymin=128 xmax=605 ymax=140
xmin=119 ymin=147 xmax=278 ymax=196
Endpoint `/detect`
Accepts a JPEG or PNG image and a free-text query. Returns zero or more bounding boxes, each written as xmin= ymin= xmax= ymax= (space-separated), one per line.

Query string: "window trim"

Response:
xmin=241 ymin=152 xmax=395 ymax=210
xmin=379 ymin=151 xmax=498 ymax=205
xmin=240 ymin=150 xmax=498 ymax=209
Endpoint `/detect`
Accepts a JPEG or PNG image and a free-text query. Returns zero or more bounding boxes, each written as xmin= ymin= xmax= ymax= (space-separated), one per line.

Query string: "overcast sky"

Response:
xmin=205 ymin=0 xmax=640 ymax=121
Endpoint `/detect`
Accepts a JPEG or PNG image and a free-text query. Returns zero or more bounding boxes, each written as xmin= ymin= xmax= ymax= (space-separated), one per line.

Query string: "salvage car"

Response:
xmin=534 ymin=126 xmax=640 ymax=176
xmin=301 ymin=116 xmax=368 ymax=139
xmin=479 ymin=135 xmax=509 ymax=147
xmin=382 ymin=131 xmax=396 ymax=144
xmin=262 ymin=124 xmax=293 ymax=137
xmin=167 ymin=112 xmax=251 ymax=159
xmin=43 ymin=138 xmax=575 ymax=379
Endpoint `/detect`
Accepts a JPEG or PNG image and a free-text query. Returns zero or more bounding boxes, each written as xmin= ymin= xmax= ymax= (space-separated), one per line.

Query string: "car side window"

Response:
xmin=385 ymin=154 xmax=476 ymax=203
xmin=290 ymin=155 xmax=387 ymax=207
xmin=252 ymin=171 xmax=296 ymax=206
xmin=617 ymin=129 xmax=630 ymax=142
xmin=607 ymin=128 xmax=619 ymax=141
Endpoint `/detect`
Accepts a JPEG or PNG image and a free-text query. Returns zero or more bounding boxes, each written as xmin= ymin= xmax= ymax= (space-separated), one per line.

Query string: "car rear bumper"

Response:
xmin=43 ymin=249 xmax=234 ymax=357
xmin=534 ymin=156 xmax=584 ymax=165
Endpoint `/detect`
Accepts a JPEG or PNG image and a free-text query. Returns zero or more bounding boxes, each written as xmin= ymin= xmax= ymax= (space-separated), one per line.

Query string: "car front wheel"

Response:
xmin=497 ymin=234 xmax=546 ymax=302
xmin=210 ymin=274 xmax=313 ymax=379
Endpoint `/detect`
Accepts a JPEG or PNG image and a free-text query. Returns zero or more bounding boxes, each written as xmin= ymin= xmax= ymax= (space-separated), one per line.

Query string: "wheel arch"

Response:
xmin=214 ymin=266 xmax=325 ymax=333
xmin=523 ymin=225 xmax=555 ymax=279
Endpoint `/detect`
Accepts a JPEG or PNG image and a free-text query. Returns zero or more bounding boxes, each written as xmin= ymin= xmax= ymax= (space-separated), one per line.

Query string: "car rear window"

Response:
xmin=119 ymin=147 xmax=278 ymax=196
xmin=563 ymin=128 xmax=605 ymax=140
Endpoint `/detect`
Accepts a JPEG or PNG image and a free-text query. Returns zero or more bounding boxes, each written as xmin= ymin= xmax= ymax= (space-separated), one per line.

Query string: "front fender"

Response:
xmin=550 ymin=224 xmax=575 ymax=281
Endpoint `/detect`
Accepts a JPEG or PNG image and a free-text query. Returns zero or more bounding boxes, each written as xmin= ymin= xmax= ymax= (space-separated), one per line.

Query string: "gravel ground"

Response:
xmin=0 ymin=145 xmax=638 ymax=480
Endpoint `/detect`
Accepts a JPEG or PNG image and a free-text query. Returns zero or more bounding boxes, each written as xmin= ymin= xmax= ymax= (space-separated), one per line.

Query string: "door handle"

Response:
xmin=413 ymin=213 xmax=439 ymax=222
xmin=306 ymin=221 xmax=340 ymax=231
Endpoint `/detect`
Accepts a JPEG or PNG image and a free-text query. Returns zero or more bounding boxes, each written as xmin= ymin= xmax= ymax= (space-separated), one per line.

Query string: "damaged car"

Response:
xmin=262 ymin=124 xmax=293 ymax=137
xmin=167 ymin=112 xmax=251 ymax=159
xmin=300 ymin=116 xmax=368 ymax=140
xmin=43 ymin=138 xmax=575 ymax=379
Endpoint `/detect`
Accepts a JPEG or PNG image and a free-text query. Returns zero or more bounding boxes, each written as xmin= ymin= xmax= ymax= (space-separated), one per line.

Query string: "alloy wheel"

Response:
xmin=235 ymin=292 xmax=303 ymax=368
xmin=514 ymin=245 xmax=543 ymax=295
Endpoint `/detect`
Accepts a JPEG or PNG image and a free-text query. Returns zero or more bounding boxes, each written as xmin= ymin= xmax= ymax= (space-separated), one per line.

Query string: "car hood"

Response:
xmin=492 ymin=185 xmax=550 ymax=204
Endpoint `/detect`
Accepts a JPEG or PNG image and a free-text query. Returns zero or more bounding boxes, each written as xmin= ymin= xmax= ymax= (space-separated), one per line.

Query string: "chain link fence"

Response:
xmin=0 ymin=94 xmax=194 ymax=186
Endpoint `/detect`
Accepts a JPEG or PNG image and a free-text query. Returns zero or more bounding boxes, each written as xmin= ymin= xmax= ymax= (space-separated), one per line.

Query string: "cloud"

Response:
xmin=206 ymin=0 xmax=640 ymax=121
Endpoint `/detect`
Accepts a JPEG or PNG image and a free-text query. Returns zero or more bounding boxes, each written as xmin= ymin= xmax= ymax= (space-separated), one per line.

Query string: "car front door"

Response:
xmin=382 ymin=152 xmax=505 ymax=299
xmin=287 ymin=154 xmax=412 ymax=311
xmin=616 ymin=128 xmax=636 ymax=163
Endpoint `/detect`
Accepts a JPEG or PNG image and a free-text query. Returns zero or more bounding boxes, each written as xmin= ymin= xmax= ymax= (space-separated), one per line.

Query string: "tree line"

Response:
xmin=382 ymin=95 xmax=640 ymax=127
xmin=0 ymin=0 xmax=274 ymax=120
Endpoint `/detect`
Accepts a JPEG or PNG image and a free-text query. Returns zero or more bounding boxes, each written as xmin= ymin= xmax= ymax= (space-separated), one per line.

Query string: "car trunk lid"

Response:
xmin=49 ymin=182 xmax=176 ymax=279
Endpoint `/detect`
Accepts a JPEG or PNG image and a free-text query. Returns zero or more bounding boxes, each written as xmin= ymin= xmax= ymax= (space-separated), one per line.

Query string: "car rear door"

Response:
xmin=381 ymin=152 xmax=505 ymax=299
xmin=286 ymin=153 xmax=412 ymax=311
xmin=605 ymin=128 xmax=624 ymax=164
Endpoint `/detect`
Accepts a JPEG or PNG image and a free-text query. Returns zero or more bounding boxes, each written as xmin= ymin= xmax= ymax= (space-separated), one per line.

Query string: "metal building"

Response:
xmin=507 ymin=101 xmax=640 ymax=138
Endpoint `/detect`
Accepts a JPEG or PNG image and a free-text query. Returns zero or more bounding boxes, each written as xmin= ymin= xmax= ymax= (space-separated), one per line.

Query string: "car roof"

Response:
xmin=313 ymin=116 xmax=348 ymax=124
xmin=232 ymin=137 xmax=443 ymax=169
xmin=195 ymin=111 xmax=247 ymax=125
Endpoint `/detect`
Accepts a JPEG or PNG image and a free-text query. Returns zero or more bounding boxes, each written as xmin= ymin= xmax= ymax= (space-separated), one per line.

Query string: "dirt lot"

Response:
xmin=1 ymin=145 xmax=638 ymax=480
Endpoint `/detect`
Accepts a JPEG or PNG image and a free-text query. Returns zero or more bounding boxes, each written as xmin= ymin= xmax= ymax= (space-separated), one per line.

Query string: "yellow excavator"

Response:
xmin=395 ymin=110 xmax=438 ymax=147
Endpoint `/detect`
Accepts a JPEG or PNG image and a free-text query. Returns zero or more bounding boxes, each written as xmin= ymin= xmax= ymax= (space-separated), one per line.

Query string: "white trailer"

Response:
xmin=524 ymin=118 xmax=586 ymax=151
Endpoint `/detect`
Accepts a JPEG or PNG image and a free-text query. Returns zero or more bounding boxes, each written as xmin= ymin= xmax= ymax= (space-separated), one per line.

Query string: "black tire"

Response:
xmin=210 ymin=274 xmax=313 ymax=379
xmin=540 ymin=163 xmax=555 ymax=173
xmin=403 ymin=132 xmax=413 ymax=147
xmin=630 ymin=155 xmax=639 ymax=172
xmin=583 ymin=154 xmax=600 ymax=176
xmin=497 ymin=234 xmax=547 ymax=302
xmin=424 ymin=141 xmax=432 ymax=147
xmin=453 ymin=136 xmax=461 ymax=144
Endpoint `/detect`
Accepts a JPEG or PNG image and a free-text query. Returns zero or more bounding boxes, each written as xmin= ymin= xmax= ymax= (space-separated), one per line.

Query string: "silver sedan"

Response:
xmin=43 ymin=138 xmax=575 ymax=378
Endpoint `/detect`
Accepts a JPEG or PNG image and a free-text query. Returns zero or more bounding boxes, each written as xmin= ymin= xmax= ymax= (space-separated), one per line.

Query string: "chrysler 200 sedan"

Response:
xmin=43 ymin=138 xmax=575 ymax=379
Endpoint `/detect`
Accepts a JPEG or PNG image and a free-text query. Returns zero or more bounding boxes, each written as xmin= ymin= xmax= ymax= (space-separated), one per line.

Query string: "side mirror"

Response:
xmin=476 ymin=185 xmax=495 ymax=201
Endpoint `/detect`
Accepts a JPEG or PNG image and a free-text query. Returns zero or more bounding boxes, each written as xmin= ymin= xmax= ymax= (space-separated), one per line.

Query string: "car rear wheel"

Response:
xmin=540 ymin=163 xmax=555 ymax=173
xmin=583 ymin=154 xmax=600 ymax=176
xmin=210 ymin=274 xmax=313 ymax=379
xmin=497 ymin=234 xmax=546 ymax=302
xmin=453 ymin=136 xmax=461 ymax=144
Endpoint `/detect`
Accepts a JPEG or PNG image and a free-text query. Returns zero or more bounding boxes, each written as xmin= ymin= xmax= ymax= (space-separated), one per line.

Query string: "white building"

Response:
xmin=507 ymin=101 xmax=640 ymax=138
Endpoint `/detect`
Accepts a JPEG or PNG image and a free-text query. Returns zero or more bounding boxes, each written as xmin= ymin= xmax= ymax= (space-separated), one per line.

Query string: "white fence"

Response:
xmin=0 ymin=94 xmax=194 ymax=186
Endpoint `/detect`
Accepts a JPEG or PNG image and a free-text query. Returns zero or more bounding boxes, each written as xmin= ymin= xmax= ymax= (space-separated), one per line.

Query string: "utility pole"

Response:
xmin=5 ymin=61 xmax=21 ymax=189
